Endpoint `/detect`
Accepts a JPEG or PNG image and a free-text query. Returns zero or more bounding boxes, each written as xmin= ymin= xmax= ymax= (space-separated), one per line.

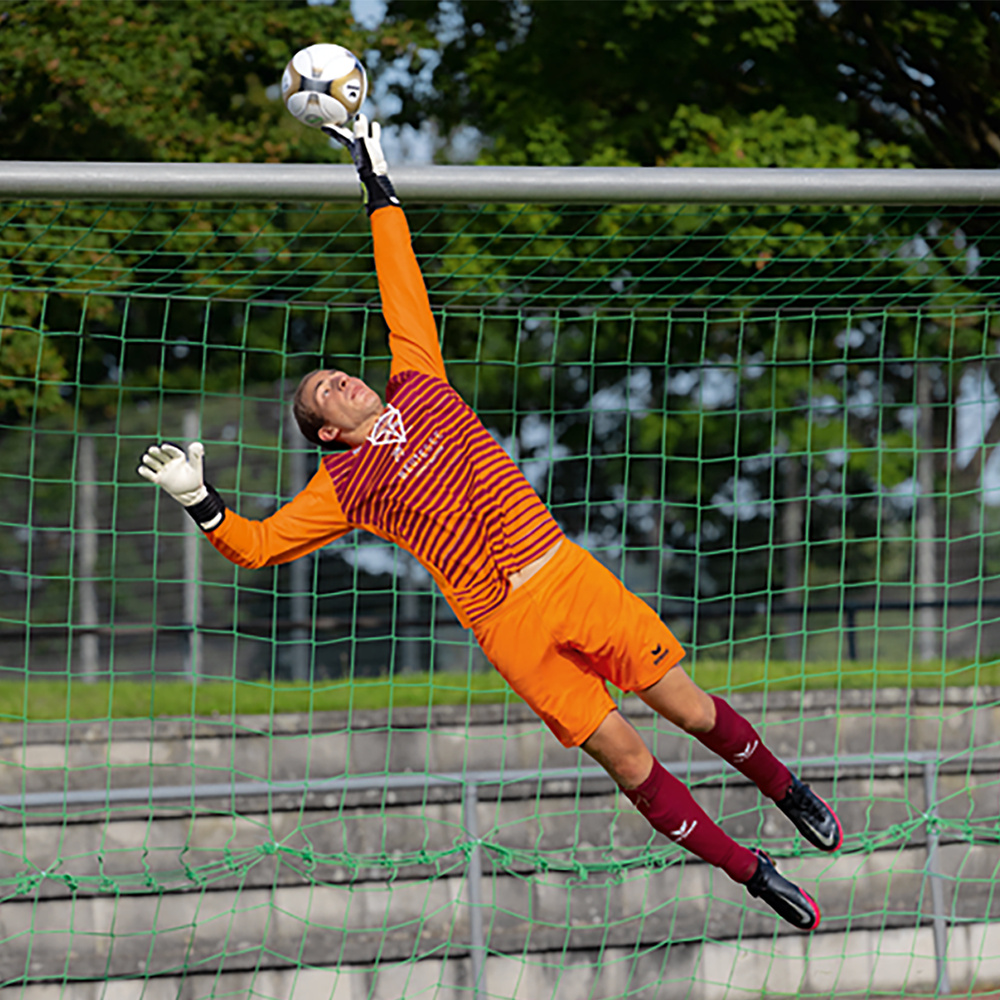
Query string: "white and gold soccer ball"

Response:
xmin=281 ymin=43 xmax=367 ymax=128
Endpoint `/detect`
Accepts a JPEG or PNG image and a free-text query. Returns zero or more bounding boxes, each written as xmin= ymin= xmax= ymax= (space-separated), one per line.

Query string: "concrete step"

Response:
xmin=0 ymin=842 xmax=993 ymax=985
xmin=0 ymin=687 xmax=998 ymax=797
xmin=2 ymin=918 xmax=998 ymax=1000
xmin=0 ymin=688 xmax=996 ymax=991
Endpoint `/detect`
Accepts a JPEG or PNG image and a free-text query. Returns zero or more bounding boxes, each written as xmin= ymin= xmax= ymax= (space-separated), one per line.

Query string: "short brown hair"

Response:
xmin=292 ymin=369 xmax=344 ymax=451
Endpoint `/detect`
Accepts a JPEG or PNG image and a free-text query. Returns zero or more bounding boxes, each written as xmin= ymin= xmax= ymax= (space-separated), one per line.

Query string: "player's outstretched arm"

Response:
xmin=325 ymin=115 xmax=446 ymax=382
xmin=138 ymin=441 xmax=350 ymax=569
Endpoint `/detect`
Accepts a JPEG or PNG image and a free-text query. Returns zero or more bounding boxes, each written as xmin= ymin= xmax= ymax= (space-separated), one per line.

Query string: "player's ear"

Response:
xmin=318 ymin=423 xmax=341 ymax=444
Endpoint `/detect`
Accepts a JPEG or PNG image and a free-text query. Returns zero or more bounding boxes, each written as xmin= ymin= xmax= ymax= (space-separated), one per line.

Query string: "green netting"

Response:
xmin=2 ymin=194 xmax=1000 ymax=998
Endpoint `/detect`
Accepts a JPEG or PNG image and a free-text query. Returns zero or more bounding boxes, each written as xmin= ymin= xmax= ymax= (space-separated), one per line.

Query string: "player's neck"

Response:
xmin=340 ymin=402 xmax=387 ymax=448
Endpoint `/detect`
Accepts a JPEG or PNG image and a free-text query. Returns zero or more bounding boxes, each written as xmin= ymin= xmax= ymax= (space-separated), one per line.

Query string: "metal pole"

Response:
xmin=76 ymin=436 xmax=100 ymax=682
xmin=0 ymin=750 xmax=959 ymax=811
xmin=182 ymin=411 xmax=202 ymax=681
xmin=915 ymin=363 xmax=939 ymax=663
xmin=463 ymin=781 xmax=487 ymax=1000
xmin=923 ymin=761 xmax=951 ymax=995
xmin=286 ymin=415 xmax=310 ymax=683
xmin=6 ymin=161 xmax=1000 ymax=205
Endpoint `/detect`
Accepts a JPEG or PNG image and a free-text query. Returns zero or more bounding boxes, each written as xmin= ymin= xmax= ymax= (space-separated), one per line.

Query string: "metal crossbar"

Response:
xmin=3 ymin=161 xmax=1000 ymax=204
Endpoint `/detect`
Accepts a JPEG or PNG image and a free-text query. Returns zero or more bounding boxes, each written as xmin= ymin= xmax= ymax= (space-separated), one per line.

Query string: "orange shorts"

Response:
xmin=472 ymin=540 xmax=686 ymax=748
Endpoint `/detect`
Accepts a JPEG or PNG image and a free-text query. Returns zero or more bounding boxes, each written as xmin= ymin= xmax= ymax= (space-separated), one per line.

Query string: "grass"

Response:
xmin=0 ymin=672 xmax=514 ymax=724
xmin=0 ymin=657 xmax=995 ymax=722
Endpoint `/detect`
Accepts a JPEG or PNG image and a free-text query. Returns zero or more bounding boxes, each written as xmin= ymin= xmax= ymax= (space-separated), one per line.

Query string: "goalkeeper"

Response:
xmin=139 ymin=116 xmax=842 ymax=932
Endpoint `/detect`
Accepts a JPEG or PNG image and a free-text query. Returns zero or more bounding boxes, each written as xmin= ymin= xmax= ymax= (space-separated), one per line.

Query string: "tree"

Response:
xmin=381 ymin=0 xmax=1000 ymax=172
xmin=0 ymin=0 xmax=368 ymax=164
xmin=0 ymin=0 xmax=411 ymax=425
xmin=826 ymin=1 xmax=1000 ymax=169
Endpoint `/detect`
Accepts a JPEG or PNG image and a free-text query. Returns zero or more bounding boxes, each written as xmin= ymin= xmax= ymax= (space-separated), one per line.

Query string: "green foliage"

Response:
xmin=0 ymin=0 xmax=366 ymax=164
xmin=382 ymin=0 xmax=878 ymax=168
xmin=826 ymin=1 xmax=1000 ymax=168
xmin=0 ymin=325 xmax=66 ymax=418
xmin=0 ymin=657 xmax=988 ymax=721
xmin=0 ymin=0 xmax=391 ymax=425
xmin=382 ymin=0 xmax=998 ymax=172
xmin=663 ymin=105 xmax=910 ymax=169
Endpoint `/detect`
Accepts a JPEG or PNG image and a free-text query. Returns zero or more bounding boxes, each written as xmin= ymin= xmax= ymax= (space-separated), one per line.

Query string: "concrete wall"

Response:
xmin=0 ymin=687 xmax=997 ymax=998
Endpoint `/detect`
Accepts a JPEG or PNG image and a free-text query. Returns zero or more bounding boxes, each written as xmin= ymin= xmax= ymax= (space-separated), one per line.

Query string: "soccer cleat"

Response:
xmin=776 ymin=775 xmax=844 ymax=852
xmin=745 ymin=849 xmax=821 ymax=931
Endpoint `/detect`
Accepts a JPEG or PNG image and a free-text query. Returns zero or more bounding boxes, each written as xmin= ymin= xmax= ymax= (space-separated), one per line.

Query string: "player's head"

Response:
xmin=293 ymin=368 xmax=384 ymax=450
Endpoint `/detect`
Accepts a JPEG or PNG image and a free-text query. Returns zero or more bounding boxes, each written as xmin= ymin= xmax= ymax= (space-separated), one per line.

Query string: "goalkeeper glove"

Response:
xmin=323 ymin=113 xmax=400 ymax=215
xmin=138 ymin=442 xmax=226 ymax=531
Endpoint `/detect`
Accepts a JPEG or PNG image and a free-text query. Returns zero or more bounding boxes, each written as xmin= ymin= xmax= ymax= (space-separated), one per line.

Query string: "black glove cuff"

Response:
xmin=184 ymin=483 xmax=226 ymax=532
xmin=359 ymin=170 xmax=400 ymax=216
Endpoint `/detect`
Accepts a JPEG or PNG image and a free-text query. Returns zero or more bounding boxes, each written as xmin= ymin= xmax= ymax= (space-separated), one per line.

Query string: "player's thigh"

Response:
xmin=474 ymin=591 xmax=616 ymax=749
xmin=553 ymin=547 xmax=686 ymax=692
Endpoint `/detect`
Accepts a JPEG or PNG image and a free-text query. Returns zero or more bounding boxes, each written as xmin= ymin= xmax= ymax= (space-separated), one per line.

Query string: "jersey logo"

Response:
xmin=669 ymin=819 xmax=698 ymax=843
xmin=367 ymin=405 xmax=406 ymax=461
xmin=651 ymin=643 xmax=669 ymax=665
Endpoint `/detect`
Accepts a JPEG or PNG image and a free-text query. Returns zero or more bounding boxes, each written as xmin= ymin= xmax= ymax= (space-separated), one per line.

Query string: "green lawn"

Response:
xmin=0 ymin=657 xmax=994 ymax=722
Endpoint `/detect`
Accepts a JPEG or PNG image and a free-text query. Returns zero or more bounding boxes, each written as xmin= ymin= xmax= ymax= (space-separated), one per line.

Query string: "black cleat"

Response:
xmin=776 ymin=775 xmax=844 ymax=852
xmin=745 ymin=849 xmax=821 ymax=931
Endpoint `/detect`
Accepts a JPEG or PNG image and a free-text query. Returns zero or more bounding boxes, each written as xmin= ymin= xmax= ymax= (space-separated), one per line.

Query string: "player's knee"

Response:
xmin=679 ymin=698 xmax=716 ymax=735
xmin=609 ymin=749 xmax=653 ymax=790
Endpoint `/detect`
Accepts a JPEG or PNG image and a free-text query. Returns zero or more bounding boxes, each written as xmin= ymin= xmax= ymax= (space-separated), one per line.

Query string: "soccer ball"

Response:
xmin=281 ymin=43 xmax=367 ymax=128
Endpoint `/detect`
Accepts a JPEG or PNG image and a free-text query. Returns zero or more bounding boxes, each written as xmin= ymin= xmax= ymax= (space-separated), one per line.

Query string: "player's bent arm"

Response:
xmin=207 ymin=468 xmax=350 ymax=569
xmin=138 ymin=443 xmax=350 ymax=569
xmin=371 ymin=206 xmax=447 ymax=383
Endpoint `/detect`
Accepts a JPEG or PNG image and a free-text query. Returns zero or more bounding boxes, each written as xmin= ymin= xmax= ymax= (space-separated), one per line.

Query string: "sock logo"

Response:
xmin=733 ymin=740 xmax=759 ymax=763
xmin=668 ymin=819 xmax=698 ymax=843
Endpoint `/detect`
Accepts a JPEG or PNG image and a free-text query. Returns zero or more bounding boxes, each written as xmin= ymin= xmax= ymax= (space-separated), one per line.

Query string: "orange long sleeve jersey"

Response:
xmin=206 ymin=206 xmax=564 ymax=629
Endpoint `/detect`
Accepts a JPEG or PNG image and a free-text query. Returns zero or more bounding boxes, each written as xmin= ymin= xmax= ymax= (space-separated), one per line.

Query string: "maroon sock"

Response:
xmin=622 ymin=758 xmax=758 ymax=883
xmin=696 ymin=695 xmax=793 ymax=801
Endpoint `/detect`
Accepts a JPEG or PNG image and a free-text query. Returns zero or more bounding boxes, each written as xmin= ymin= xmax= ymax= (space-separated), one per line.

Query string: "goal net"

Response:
xmin=1 ymin=181 xmax=998 ymax=998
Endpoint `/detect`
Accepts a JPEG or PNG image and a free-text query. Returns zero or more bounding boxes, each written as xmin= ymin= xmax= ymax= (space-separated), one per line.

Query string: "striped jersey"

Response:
xmin=206 ymin=206 xmax=564 ymax=628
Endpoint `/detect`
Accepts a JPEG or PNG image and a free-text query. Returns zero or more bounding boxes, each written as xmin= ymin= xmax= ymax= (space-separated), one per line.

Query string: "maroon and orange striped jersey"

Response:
xmin=206 ymin=206 xmax=564 ymax=628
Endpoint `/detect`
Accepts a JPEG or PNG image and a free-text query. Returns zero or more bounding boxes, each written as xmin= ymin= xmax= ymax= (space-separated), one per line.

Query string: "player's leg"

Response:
xmin=580 ymin=707 xmax=821 ymax=931
xmin=637 ymin=667 xmax=843 ymax=852
xmin=476 ymin=568 xmax=757 ymax=881
xmin=475 ymin=542 xmax=821 ymax=930
xmin=580 ymin=708 xmax=759 ymax=882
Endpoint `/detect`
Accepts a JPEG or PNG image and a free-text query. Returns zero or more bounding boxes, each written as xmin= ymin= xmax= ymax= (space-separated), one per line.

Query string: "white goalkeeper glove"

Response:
xmin=323 ymin=113 xmax=399 ymax=215
xmin=138 ymin=442 xmax=226 ymax=531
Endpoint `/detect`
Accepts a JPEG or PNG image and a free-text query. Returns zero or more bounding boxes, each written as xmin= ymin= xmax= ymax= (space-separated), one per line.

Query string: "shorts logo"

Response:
xmin=651 ymin=643 xmax=669 ymax=665
xmin=669 ymin=819 xmax=698 ymax=843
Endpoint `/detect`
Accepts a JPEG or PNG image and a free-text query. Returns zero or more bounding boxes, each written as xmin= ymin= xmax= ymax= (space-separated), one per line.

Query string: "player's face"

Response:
xmin=307 ymin=369 xmax=383 ymax=444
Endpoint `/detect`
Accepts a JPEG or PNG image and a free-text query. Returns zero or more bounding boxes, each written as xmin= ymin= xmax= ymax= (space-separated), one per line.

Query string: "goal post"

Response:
xmin=1 ymin=163 xmax=1000 ymax=998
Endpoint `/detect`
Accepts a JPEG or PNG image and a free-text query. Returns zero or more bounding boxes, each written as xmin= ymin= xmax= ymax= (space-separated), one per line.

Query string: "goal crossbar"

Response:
xmin=3 ymin=160 xmax=1000 ymax=204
